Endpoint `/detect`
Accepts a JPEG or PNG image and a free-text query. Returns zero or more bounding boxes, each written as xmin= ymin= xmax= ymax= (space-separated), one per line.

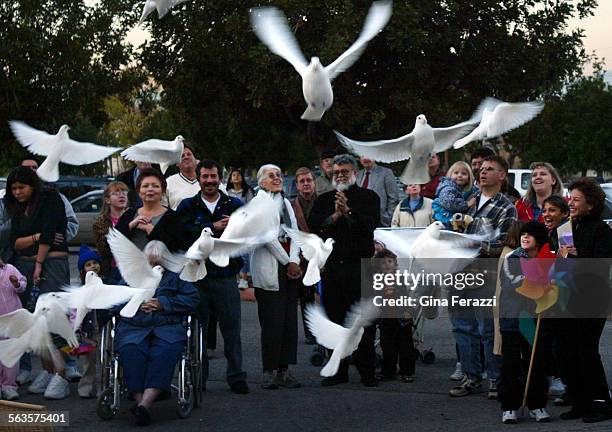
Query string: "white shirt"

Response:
xmin=478 ymin=193 xmax=493 ymax=210
xmin=164 ymin=173 xmax=227 ymax=210
xmin=201 ymin=193 xmax=220 ymax=214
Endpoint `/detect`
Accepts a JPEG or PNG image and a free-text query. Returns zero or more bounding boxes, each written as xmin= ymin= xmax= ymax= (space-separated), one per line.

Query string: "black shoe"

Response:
xmin=230 ymin=380 xmax=249 ymax=394
xmin=321 ymin=374 xmax=349 ymax=387
xmin=560 ymin=408 xmax=585 ymax=420
xmin=376 ymin=373 xmax=395 ymax=382
xmin=360 ymin=375 xmax=378 ymax=387
xmin=130 ymin=404 xmax=151 ymax=426
xmin=554 ymin=393 xmax=571 ymax=406
xmin=583 ymin=411 xmax=612 ymax=423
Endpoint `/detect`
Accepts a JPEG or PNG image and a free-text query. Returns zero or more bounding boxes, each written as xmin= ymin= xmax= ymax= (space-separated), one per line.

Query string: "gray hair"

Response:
xmin=256 ymin=164 xmax=282 ymax=187
xmin=332 ymin=154 xmax=358 ymax=169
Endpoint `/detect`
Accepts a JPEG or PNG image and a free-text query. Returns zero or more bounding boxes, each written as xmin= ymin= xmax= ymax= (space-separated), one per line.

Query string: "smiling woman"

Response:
xmin=516 ymin=162 xmax=564 ymax=223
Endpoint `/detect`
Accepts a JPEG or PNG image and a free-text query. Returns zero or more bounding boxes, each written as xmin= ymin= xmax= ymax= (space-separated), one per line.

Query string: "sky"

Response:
xmin=127 ymin=2 xmax=611 ymax=75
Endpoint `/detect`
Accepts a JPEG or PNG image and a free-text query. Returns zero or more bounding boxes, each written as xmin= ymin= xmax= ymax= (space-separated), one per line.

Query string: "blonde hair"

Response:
xmin=525 ymin=162 xmax=563 ymax=204
xmin=447 ymin=161 xmax=474 ymax=193
xmin=100 ymin=181 xmax=129 ymax=219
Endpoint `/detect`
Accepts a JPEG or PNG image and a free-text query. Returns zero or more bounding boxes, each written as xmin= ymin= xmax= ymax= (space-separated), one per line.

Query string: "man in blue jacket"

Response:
xmin=176 ymin=159 xmax=249 ymax=394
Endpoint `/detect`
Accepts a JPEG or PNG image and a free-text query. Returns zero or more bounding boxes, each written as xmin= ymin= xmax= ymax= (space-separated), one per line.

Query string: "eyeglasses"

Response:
xmin=110 ymin=191 xmax=128 ymax=197
xmin=332 ymin=169 xmax=353 ymax=177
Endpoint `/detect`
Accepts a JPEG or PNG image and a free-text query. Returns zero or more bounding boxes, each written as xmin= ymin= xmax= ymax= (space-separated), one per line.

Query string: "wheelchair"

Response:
xmin=96 ymin=314 xmax=203 ymax=420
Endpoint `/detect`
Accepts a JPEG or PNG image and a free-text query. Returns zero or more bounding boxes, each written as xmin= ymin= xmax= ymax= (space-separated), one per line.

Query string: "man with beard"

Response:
xmin=309 ymin=154 xmax=380 ymax=387
xmin=176 ymin=159 xmax=249 ymax=394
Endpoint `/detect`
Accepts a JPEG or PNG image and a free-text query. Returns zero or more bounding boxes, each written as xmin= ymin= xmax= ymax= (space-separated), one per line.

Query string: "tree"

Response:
xmin=138 ymin=0 xmax=597 ymax=171
xmin=0 ymin=0 xmax=143 ymax=174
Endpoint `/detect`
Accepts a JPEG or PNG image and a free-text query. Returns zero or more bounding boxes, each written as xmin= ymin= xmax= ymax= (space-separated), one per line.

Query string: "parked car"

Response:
xmin=600 ymin=183 xmax=612 ymax=221
xmin=69 ymin=190 xmax=104 ymax=246
xmin=508 ymin=169 xmax=531 ymax=197
xmin=49 ymin=176 xmax=114 ymax=201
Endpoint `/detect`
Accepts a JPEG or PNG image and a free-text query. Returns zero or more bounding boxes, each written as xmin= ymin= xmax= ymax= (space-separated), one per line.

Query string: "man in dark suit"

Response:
xmin=309 ymin=154 xmax=380 ymax=387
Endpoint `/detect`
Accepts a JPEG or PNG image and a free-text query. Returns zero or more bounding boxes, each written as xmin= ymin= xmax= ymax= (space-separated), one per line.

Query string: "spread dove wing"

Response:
xmin=208 ymin=191 xmax=282 ymax=268
xmin=282 ymin=226 xmax=334 ymax=286
xmin=306 ymin=300 xmax=380 ymax=376
xmin=0 ymin=294 xmax=78 ymax=368
xmin=335 ymin=114 xmax=475 ymax=184
xmin=106 ymin=228 xmax=164 ymax=317
xmin=121 ymin=135 xmax=184 ymax=174
xmin=139 ymin=0 xmax=189 ymax=24
xmin=453 ymin=98 xmax=544 ymax=149
xmin=59 ymin=272 xmax=145 ymax=330
xmin=250 ymin=1 xmax=392 ymax=121
xmin=9 ymin=121 xmax=121 ymax=182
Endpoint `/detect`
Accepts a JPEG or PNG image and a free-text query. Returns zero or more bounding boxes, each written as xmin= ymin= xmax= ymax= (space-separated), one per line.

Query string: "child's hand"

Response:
xmin=9 ymin=275 xmax=20 ymax=288
xmin=467 ymin=197 xmax=477 ymax=208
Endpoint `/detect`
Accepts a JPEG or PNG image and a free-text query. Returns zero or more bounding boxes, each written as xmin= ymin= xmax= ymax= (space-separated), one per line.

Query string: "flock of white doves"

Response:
xmin=1 ymin=1 xmax=543 ymax=376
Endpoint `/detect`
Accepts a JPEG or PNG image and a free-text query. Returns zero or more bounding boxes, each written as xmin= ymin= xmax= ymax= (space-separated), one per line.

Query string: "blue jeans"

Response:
xmin=449 ymin=286 xmax=501 ymax=382
xmin=196 ymin=276 xmax=246 ymax=387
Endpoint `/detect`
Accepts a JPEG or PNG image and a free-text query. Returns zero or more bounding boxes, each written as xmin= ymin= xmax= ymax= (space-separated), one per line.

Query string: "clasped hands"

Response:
xmin=332 ymin=191 xmax=350 ymax=220
xmin=140 ymin=298 xmax=163 ymax=313
xmin=129 ymin=215 xmax=155 ymax=234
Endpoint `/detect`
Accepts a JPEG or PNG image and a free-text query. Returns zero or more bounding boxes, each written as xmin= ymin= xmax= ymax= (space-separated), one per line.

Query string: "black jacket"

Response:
xmin=308 ymin=184 xmax=380 ymax=262
xmin=115 ymin=207 xmax=188 ymax=252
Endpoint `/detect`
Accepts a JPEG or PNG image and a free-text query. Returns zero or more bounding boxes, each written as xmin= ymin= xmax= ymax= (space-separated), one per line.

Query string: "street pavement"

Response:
xmin=8 ymin=254 xmax=612 ymax=432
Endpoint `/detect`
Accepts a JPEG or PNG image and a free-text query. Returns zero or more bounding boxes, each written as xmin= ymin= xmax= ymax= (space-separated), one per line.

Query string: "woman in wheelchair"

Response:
xmin=111 ymin=255 xmax=199 ymax=426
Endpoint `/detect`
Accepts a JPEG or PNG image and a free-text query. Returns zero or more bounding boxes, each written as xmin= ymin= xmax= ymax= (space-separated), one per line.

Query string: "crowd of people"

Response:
xmin=0 ymin=144 xmax=611 ymax=426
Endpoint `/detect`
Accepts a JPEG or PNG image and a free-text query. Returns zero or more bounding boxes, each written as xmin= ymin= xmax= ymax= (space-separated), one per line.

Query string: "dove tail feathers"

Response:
xmin=320 ymin=352 xmax=341 ymax=377
xmin=301 ymin=105 xmax=325 ymax=122
xmin=180 ymin=261 xmax=207 ymax=283
xmin=120 ymin=294 xmax=146 ymax=318
xmin=37 ymin=158 xmax=60 ymax=182
xmin=209 ymin=253 xmax=229 ymax=268
xmin=302 ymin=261 xmax=321 ymax=286
xmin=159 ymin=161 xmax=170 ymax=174
xmin=399 ymin=160 xmax=430 ymax=185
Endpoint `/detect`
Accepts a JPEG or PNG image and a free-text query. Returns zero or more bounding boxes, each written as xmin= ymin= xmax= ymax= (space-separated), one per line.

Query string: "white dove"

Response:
xmin=453 ymin=98 xmax=544 ymax=149
xmin=374 ymin=221 xmax=498 ymax=276
xmin=139 ymin=0 xmax=188 ymax=24
xmin=208 ymin=192 xmax=282 ymax=267
xmin=106 ymin=228 xmax=165 ymax=318
xmin=0 ymin=293 xmax=78 ymax=368
xmin=282 ymin=226 xmax=334 ymax=286
xmin=335 ymin=114 xmax=475 ymax=184
xmin=250 ymin=1 xmax=392 ymax=121
xmin=9 ymin=121 xmax=121 ymax=182
xmin=59 ymin=271 xmax=144 ymax=331
xmin=305 ymin=300 xmax=379 ymax=377
xmin=121 ymin=135 xmax=184 ymax=174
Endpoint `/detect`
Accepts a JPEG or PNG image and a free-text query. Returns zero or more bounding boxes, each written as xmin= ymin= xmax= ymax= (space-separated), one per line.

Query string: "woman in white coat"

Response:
xmin=251 ymin=164 xmax=303 ymax=389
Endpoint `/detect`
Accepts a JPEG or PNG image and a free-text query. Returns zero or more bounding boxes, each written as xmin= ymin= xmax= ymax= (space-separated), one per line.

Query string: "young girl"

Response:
xmin=0 ymin=259 xmax=27 ymax=400
xmin=498 ymin=221 xmax=551 ymax=424
xmin=432 ymin=161 xmax=477 ymax=229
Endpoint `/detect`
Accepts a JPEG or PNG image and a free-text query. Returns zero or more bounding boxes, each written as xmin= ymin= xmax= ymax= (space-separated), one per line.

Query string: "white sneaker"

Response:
xmin=44 ymin=374 xmax=70 ymax=400
xmin=27 ymin=371 xmax=51 ymax=394
xmin=450 ymin=362 xmax=465 ymax=381
xmin=65 ymin=365 xmax=82 ymax=381
xmin=529 ymin=408 xmax=551 ymax=422
xmin=2 ymin=387 xmax=19 ymax=401
xmin=237 ymin=279 xmax=249 ymax=289
xmin=502 ymin=410 xmax=518 ymax=424
xmin=16 ymin=370 xmax=32 ymax=385
xmin=548 ymin=377 xmax=565 ymax=396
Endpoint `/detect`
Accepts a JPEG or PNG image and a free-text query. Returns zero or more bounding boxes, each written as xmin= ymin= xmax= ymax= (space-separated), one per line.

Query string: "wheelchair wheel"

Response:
xmin=97 ymin=387 xmax=118 ymax=420
xmin=177 ymin=383 xmax=194 ymax=419
xmin=191 ymin=362 xmax=202 ymax=408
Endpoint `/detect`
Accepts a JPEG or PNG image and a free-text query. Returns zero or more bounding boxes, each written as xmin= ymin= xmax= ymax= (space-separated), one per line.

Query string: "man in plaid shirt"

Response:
xmin=449 ymin=155 xmax=517 ymax=398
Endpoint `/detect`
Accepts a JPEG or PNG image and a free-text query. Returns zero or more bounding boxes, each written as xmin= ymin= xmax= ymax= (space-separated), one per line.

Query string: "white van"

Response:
xmin=508 ymin=169 xmax=531 ymax=197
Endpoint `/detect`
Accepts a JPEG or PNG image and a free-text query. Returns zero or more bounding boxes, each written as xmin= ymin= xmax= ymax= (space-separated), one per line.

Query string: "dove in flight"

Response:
xmin=58 ymin=271 xmax=144 ymax=330
xmin=106 ymin=228 xmax=165 ymax=317
xmin=374 ymin=221 xmax=499 ymax=276
xmin=305 ymin=300 xmax=379 ymax=377
xmin=335 ymin=114 xmax=475 ymax=184
xmin=121 ymin=135 xmax=184 ymax=174
xmin=282 ymin=226 xmax=334 ymax=286
xmin=0 ymin=293 xmax=78 ymax=368
xmin=208 ymin=191 xmax=282 ymax=268
xmin=139 ymin=0 xmax=189 ymax=24
xmin=9 ymin=121 xmax=121 ymax=182
xmin=453 ymin=98 xmax=544 ymax=149
xmin=250 ymin=1 xmax=392 ymax=121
